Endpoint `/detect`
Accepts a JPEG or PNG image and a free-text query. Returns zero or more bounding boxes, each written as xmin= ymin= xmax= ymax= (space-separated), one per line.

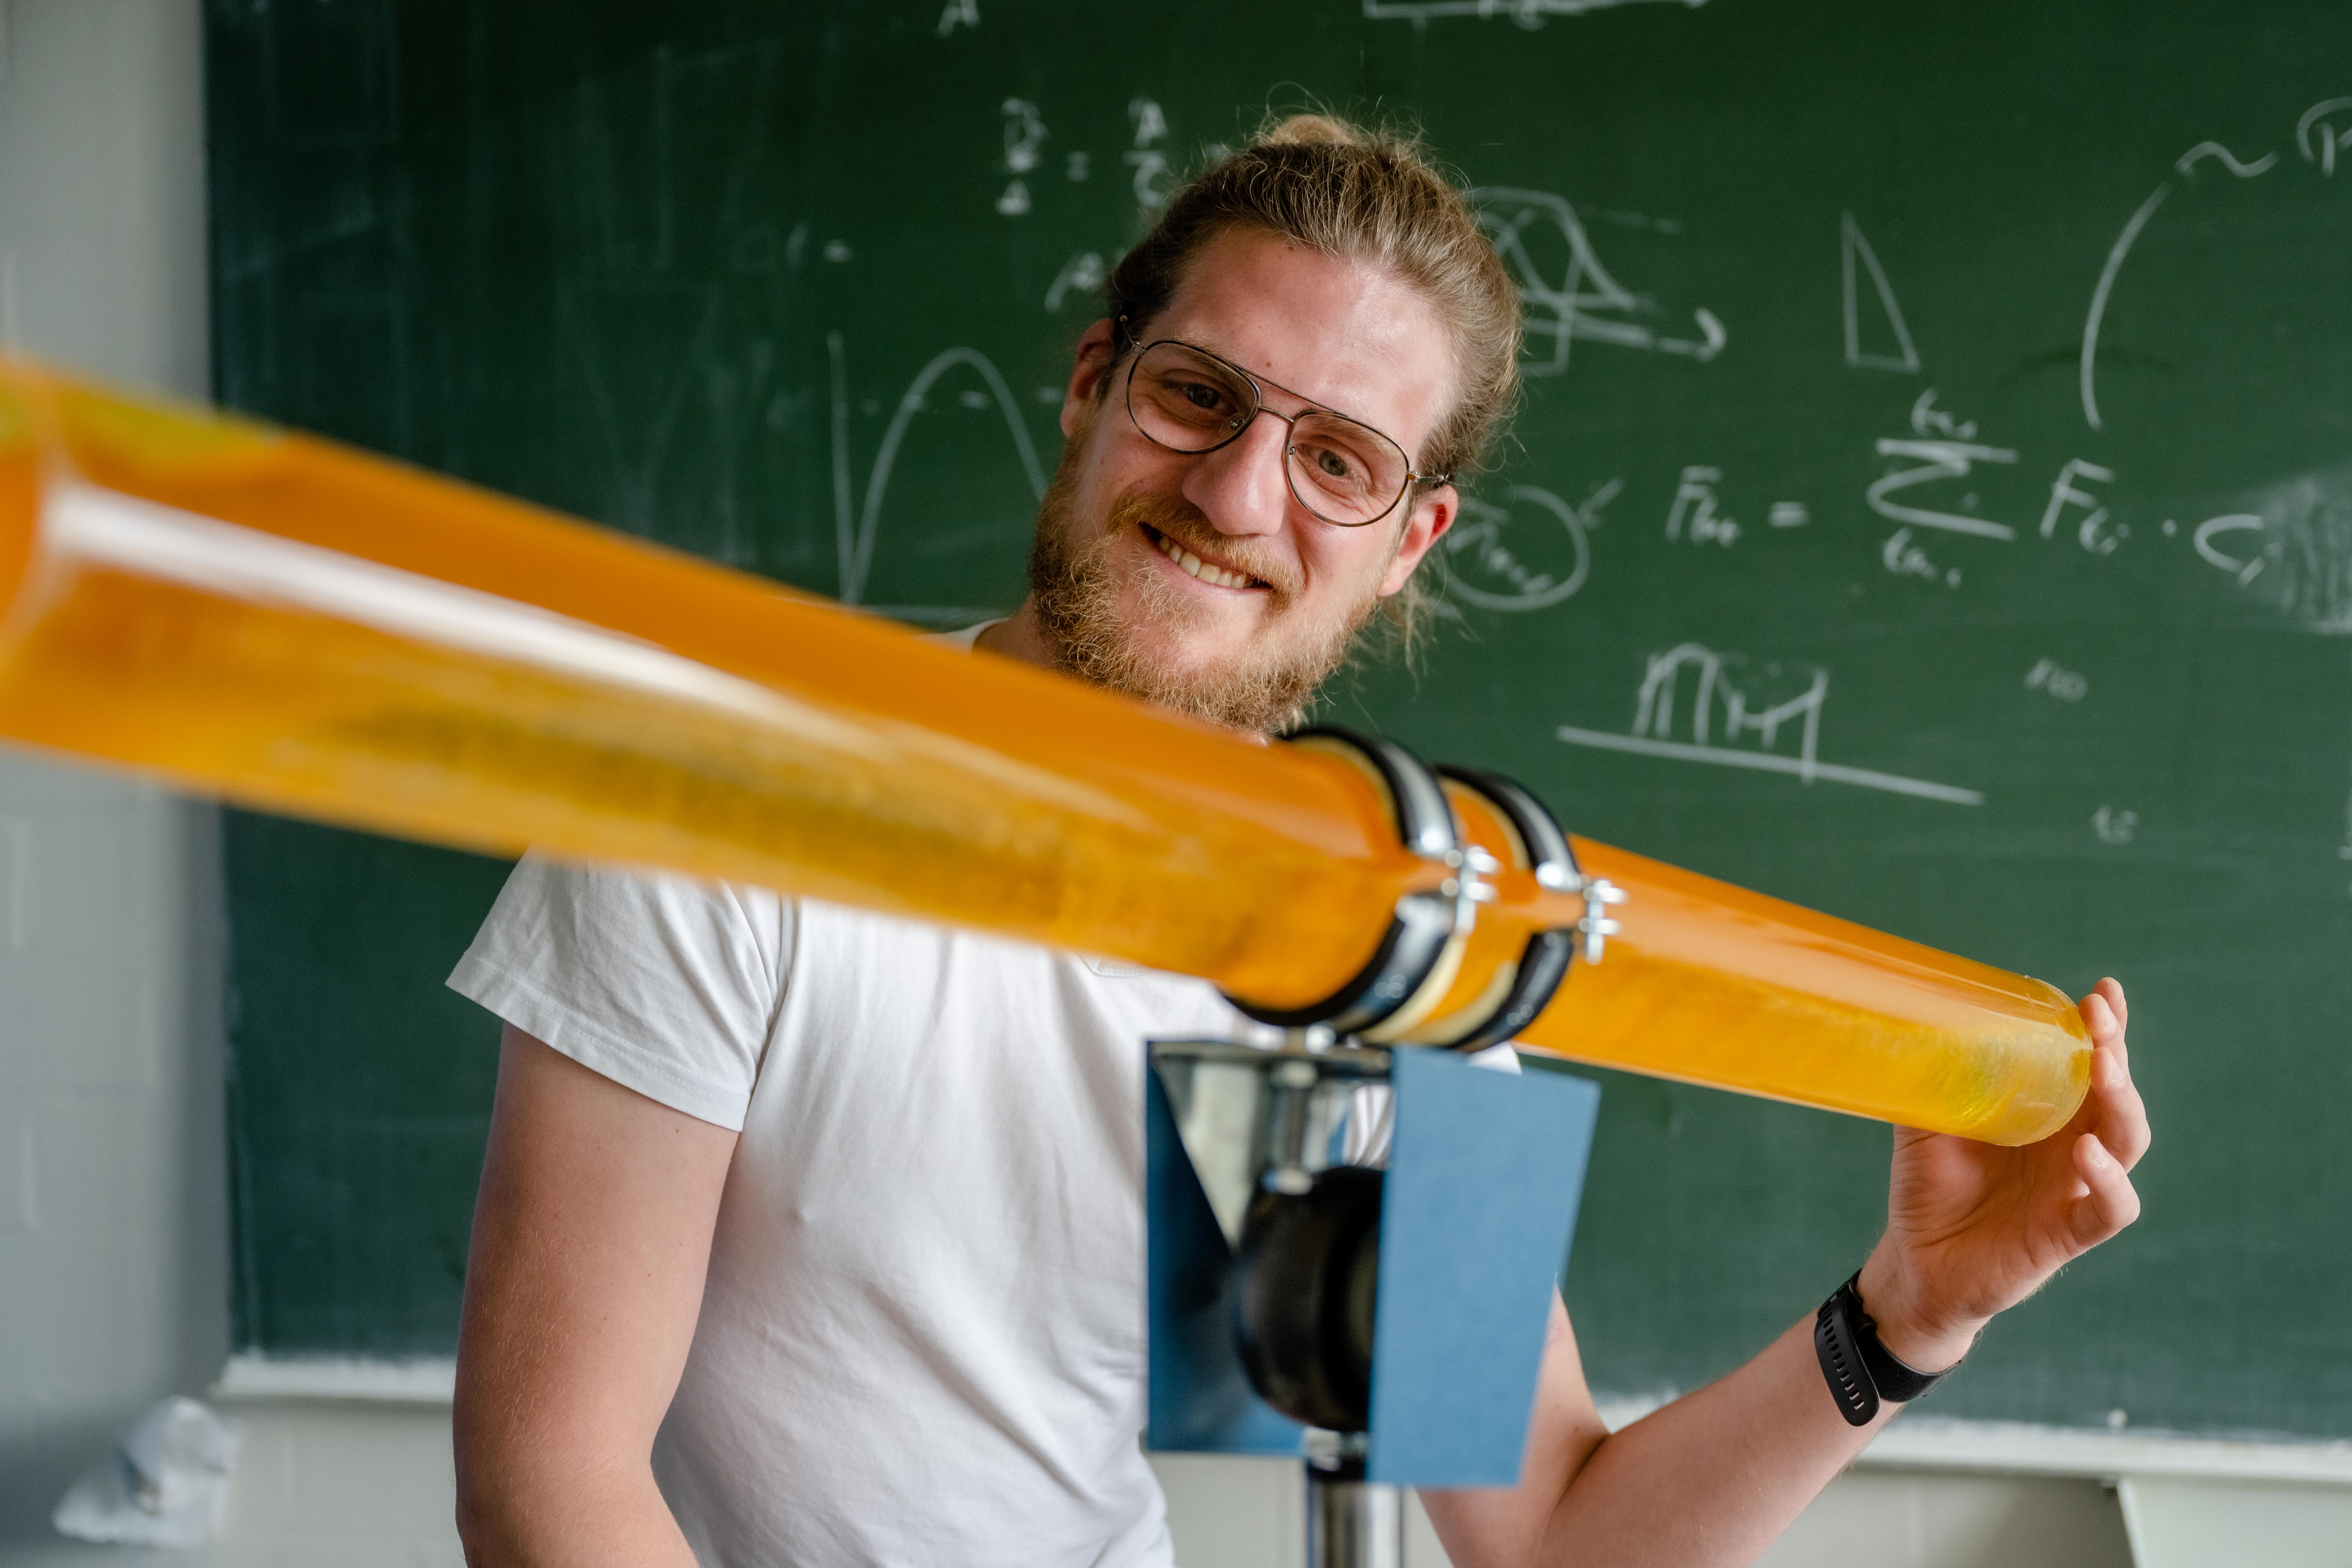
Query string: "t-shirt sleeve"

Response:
xmin=447 ymin=850 xmax=789 ymax=1132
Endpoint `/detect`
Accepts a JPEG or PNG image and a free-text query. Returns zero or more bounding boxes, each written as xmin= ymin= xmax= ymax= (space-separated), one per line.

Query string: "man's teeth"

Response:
xmin=1152 ymin=529 xmax=1255 ymax=590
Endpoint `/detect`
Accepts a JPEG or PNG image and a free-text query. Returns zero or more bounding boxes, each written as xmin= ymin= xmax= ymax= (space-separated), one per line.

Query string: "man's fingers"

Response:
xmin=2068 ymin=1132 xmax=2142 ymax=1247
xmin=2092 ymin=1044 xmax=2153 ymax=1169
xmin=2089 ymin=979 xmax=2128 ymax=1063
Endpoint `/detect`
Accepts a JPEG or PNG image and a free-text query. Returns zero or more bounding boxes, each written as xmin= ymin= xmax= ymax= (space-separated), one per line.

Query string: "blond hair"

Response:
xmin=1102 ymin=113 xmax=1522 ymax=652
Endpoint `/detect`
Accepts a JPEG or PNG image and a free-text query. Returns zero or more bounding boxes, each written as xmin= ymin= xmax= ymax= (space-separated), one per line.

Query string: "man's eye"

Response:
xmin=1314 ymin=447 xmax=1359 ymax=481
xmin=1178 ymin=380 xmax=1232 ymax=414
xmin=1300 ymin=442 xmax=1369 ymax=486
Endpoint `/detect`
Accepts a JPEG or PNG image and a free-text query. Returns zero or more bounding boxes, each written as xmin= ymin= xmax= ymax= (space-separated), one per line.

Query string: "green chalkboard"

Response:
xmin=208 ymin=0 xmax=2352 ymax=1435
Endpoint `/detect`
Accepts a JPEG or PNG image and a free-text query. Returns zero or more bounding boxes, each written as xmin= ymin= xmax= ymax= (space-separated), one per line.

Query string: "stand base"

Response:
xmin=1306 ymin=1450 xmax=1402 ymax=1568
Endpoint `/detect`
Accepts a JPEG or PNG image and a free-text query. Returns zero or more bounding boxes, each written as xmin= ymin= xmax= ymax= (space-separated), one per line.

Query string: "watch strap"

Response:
xmin=1813 ymin=1271 xmax=1957 ymax=1427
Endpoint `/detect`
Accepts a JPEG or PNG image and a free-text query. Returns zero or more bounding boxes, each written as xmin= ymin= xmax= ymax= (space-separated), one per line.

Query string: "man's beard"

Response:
xmin=1024 ymin=442 xmax=1388 ymax=735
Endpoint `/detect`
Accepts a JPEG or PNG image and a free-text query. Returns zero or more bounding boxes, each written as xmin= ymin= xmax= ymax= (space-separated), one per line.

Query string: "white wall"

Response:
xmin=0 ymin=0 xmax=228 ymax=1552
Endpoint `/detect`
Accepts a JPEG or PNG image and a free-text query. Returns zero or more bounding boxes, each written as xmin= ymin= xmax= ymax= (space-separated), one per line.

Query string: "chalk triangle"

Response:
xmin=1842 ymin=212 xmax=1921 ymax=373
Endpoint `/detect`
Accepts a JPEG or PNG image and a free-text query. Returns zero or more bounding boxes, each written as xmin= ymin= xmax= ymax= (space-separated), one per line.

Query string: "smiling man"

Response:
xmin=987 ymin=216 xmax=1476 ymax=732
xmin=449 ymin=117 xmax=2149 ymax=1568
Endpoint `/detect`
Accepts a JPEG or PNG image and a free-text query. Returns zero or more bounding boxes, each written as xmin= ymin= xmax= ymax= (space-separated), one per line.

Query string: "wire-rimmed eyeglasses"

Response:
xmin=1120 ymin=336 xmax=1445 ymax=528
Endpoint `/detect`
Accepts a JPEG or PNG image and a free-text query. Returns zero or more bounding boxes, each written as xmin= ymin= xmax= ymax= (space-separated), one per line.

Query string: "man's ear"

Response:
xmin=1379 ymin=482 xmax=1457 ymax=597
xmin=1060 ymin=319 xmax=1122 ymax=441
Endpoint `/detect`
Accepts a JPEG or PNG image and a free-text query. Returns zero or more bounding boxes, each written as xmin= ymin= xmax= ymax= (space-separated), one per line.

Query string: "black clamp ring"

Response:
xmin=1431 ymin=766 xmax=1581 ymax=1053
xmin=1225 ymin=727 xmax=1461 ymax=1036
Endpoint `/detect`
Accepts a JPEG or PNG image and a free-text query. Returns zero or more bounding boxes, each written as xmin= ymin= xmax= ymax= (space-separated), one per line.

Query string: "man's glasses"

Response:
xmin=1120 ymin=337 xmax=1443 ymax=528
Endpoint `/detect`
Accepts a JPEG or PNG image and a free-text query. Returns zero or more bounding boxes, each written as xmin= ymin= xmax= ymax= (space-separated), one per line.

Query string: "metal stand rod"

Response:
xmin=1305 ymin=1457 xmax=1402 ymax=1568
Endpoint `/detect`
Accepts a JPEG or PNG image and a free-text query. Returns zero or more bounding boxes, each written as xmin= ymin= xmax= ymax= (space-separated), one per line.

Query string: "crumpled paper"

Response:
xmin=52 ymin=1396 xmax=247 ymax=1546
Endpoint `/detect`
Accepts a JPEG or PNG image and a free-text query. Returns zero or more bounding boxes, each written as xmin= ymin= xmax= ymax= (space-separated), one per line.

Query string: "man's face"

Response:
xmin=1024 ymin=227 xmax=1459 ymax=733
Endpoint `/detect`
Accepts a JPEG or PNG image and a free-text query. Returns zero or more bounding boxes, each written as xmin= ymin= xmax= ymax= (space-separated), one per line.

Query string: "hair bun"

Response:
xmin=1258 ymin=113 xmax=1362 ymax=148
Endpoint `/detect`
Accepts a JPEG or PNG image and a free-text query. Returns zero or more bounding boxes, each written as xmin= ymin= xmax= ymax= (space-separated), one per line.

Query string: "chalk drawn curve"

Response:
xmin=1439 ymin=481 xmax=1601 ymax=611
xmin=829 ymin=336 xmax=1048 ymax=605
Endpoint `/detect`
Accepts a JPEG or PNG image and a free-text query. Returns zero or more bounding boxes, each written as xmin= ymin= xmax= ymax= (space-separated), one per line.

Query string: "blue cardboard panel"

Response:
xmin=1367 ymin=1052 xmax=1601 ymax=1487
xmin=1144 ymin=1066 xmax=1306 ymax=1456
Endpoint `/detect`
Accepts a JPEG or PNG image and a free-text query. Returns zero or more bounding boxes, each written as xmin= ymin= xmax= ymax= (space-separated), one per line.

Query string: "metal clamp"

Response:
xmin=1226 ymin=728 xmax=1462 ymax=1036
xmin=1428 ymin=766 xmax=1627 ymax=1050
xmin=1429 ymin=767 xmax=1577 ymax=1051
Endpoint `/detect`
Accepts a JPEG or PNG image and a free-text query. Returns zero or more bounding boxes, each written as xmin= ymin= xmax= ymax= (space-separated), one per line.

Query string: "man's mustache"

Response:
xmin=1105 ymin=489 xmax=1302 ymax=600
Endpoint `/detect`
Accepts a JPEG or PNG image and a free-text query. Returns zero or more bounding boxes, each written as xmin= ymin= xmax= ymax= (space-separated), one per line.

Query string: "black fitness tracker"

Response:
xmin=1813 ymin=1271 xmax=1959 ymax=1427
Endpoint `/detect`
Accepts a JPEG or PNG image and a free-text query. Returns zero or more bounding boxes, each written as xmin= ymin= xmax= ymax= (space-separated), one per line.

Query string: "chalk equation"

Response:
xmin=1436 ymin=479 xmax=1615 ymax=611
xmin=1557 ymin=643 xmax=1986 ymax=806
xmin=1472 ymin=187 xmax=1724 ymax=374
xmin=993 ymin=94 xmax=1172 ymax=225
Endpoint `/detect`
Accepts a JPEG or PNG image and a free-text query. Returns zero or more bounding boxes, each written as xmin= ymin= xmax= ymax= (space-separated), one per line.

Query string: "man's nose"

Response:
xmin=1180 ymin=408 xmax=1295 ymax=537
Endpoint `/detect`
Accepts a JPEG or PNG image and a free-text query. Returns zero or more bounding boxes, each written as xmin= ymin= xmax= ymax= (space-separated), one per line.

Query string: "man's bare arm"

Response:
xmin=1425 ymin=979 xmax=2151 ymax=1567
xmin=1423 ymin=1296 xmax=1887 ymax=1567
xmin=454 ymin=1025 xmax=737 ymax=1567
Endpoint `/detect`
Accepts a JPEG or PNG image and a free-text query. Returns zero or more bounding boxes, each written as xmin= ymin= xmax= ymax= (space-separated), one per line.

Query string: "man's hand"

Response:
xmin=1858 ymin=977 xmax=2152 ymax=1370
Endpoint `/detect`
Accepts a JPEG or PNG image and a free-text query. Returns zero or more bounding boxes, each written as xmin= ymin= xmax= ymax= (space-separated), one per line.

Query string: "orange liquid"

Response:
xmin=1516 ymin=844 xmax=2089 ymax=1145
xmin=0 ymin=359 xmax=2088 ymax=1142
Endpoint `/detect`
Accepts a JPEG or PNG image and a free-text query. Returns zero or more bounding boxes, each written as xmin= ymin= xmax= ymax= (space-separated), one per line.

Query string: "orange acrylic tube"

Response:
xmin=0 ymin=359 xmax=2088 ymax=1144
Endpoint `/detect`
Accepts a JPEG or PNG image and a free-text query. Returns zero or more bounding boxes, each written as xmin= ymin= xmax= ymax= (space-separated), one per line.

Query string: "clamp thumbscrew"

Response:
xmin=1576 ymin=877 xmax=1627 ymax=965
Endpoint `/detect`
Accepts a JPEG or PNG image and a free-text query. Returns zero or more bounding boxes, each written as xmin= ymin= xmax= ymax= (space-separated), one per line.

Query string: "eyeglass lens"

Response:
xmin=1127 ymin=341 xmax=1411 ymax=526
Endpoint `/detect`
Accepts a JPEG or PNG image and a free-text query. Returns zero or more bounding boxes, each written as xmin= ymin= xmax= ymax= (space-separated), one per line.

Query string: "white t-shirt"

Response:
xmin=448 ymin=623 xmax=1511 ymax=1567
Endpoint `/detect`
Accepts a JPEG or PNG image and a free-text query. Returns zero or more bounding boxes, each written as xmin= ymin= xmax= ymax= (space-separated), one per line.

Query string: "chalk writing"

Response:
xmin=2297 ymin=97 xmax=2352 ymax=175
xmin=2025 ymin=658 xmax=2088 ymax=702
xmin=1841 ymin=213 xmax=1921 ymax=373
xmin=2193 ymin=514 xmax=2266 ymax=584
xmin=2176 ymin=141 xmax=2278 ymax=178
xmin=2079 ymin=184 xmax=2167 ymax=432
xmin=997 ymin=98 xmax=1046 ymax=216
xmin=1472 ymin=187 xmax=1723 ymax=374
xmin=1881 ymin=526 xmax=1959 ymax=588
xmin=937 ymin=0 xmax=979 ymax=37
xmin=2093 ymin=806 xmax=2138 ymax=845
xmin=1438 ymin=479 xmax=1614 ymax=611
xmin=1666 ymin=466 xmax=1739 ymax=545
xmin=1125 ymin=97 xmax=1171 ymax=206
xmin=2040 ymin=458 xmax=2114 ymax=543
xmin=1045 ymin=251 xmax=1104 ymax=311
xmin=1868 ymin=390 xmax=2018 ymax=541
xmin=1557 ymin=643 xmax=1984 ymax=805
xmin=1769 ymin=502 xmax=1810 ymax=528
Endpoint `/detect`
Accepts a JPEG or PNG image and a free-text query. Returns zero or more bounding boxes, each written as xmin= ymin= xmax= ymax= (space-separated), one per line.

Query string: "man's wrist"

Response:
xmin=1854 ymin=1250 xmax=1984 ymax=1374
